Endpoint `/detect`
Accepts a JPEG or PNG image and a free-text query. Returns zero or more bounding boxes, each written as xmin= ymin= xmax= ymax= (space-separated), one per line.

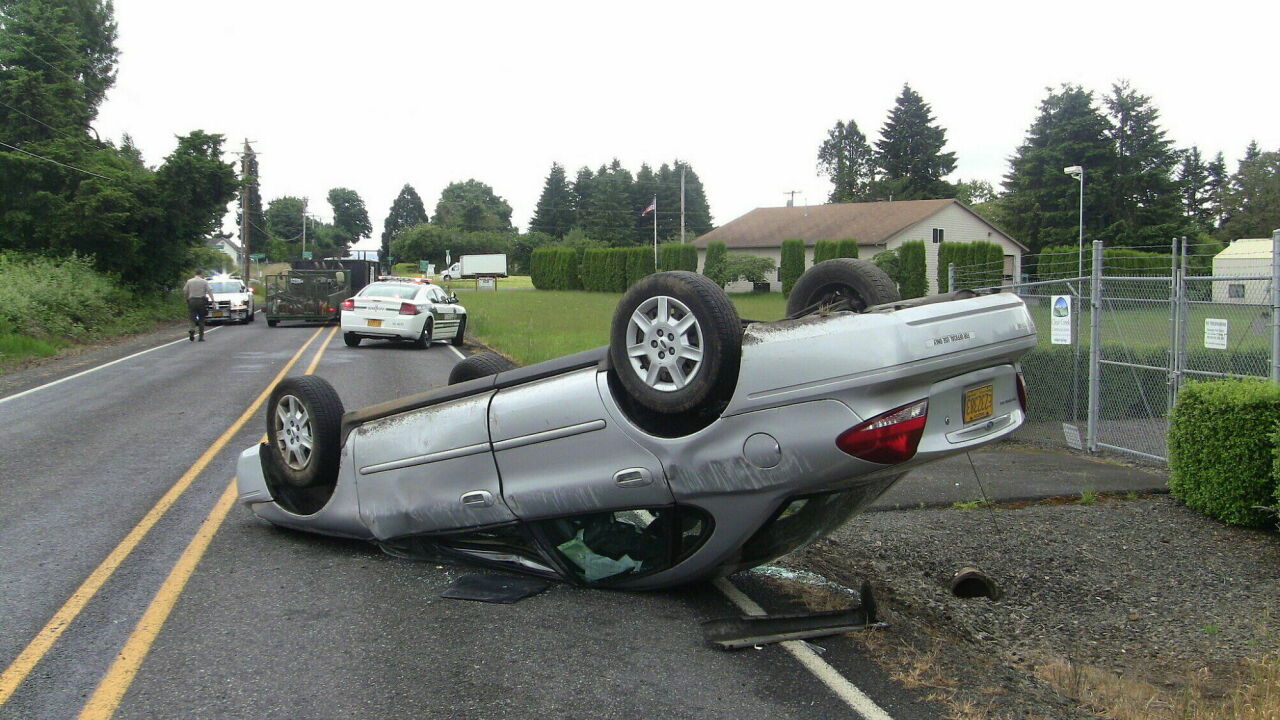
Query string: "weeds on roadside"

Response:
xmin=953 ymin=499 xmax=994 ymax=511
xmin=1079 ymin=490 xmax=1098 ymax=505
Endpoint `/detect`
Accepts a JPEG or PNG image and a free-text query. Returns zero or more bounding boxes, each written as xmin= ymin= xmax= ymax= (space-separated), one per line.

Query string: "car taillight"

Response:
xmin=836 ymin=399 xmax=928 ymax=464
xmin=399 ymin=302 xmax=420 ymax=315
xmin=341 ymin=298 xmax=355 ymax=311
xmin=1016 ymin=371 xmax=1028 ymax=412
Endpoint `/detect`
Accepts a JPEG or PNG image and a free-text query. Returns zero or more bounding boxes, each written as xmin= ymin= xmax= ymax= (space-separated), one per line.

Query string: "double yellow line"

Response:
xmin=0 ymin=324 xmax=339 ymax=718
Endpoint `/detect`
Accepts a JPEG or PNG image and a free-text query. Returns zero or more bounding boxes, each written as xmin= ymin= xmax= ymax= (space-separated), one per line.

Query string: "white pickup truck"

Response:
xmin=441 ymin=254 xmax=508 ymax=281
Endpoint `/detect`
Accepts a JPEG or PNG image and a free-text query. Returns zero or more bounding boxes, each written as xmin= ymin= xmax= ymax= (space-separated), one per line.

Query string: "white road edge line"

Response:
xmin=447 ymin=344 xmax=466 ymax=361
xmin=712 ymin=577 xmax=896 ymax=720
xmin=0 ymin=327 xmax=223 ymax=407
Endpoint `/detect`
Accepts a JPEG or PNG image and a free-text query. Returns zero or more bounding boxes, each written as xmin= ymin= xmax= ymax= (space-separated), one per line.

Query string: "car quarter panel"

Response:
xmin=236 ymin=443 xmax=373 ymax=540
xmin=489 ymin=368 xmax=674 ymax=519
xmin=349 ymin=390 xmax=515 ymax=539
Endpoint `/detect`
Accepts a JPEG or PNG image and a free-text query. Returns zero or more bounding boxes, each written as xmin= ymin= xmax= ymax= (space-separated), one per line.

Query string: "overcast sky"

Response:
xmin=95 ymin=0 xmax=1279 ymax=252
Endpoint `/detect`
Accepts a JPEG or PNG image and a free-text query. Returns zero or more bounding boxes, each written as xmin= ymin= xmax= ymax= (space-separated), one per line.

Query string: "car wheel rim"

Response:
xmin=625 ymin=295 xmax=704 ymax=392
xmin=274 ymin=395 xmax=313 ymax=470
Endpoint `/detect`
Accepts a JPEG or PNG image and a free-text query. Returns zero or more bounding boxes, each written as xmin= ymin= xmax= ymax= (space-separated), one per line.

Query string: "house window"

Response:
xmin=1228 ymin=284 xmax=1245 ymax=298
xmin=931 ymin=228 xmax=944 ymax=244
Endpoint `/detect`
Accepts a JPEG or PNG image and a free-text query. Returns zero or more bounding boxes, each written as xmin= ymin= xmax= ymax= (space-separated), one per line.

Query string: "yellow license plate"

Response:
xmin=210 ymin=311 xmax=223 ymax=317
xmin=963 ymin=384 xmax=994 ymax=424
xmin=367 ymin=318 xmax=382 ymax=327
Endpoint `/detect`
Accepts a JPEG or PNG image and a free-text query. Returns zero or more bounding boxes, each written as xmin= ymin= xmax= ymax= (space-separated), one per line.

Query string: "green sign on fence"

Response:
xmin=301 ymin=251 xmax=312 ymax=260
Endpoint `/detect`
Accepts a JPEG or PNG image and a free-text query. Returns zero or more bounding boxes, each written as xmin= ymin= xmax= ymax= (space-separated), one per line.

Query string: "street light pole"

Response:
xmin=1064 ymin=165 xmax=1084 ymax=277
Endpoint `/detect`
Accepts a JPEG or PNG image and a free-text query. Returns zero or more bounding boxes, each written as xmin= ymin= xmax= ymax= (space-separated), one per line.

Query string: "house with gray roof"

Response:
xmin=693 ymin=199 xmax=1027 ymax=293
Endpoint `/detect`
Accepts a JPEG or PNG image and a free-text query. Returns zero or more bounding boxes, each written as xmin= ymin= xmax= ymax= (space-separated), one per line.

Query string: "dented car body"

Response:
xmin=236 ymin=263 xmax=1036 ymax=590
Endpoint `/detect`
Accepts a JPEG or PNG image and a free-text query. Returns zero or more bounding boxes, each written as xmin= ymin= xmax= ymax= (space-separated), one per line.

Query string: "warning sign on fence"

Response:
xmin=1204 ymin=318 xmax=1229 ymax=350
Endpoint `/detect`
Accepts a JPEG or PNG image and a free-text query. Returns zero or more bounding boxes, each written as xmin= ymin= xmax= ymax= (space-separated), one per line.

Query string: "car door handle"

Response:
xmin=461 ymin=490 xmax=494 ymax=507
xmin=614 ymin=468 xmax=653 ymax=488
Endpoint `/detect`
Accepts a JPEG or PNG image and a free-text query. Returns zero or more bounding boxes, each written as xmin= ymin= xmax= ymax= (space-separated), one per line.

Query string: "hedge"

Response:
xmin=658 ymin=242 xmax=698 ymax=272
xmin=780 ymin=238 xmax=805 ymax=296
xmin=835 ymin=238 xmax=859 ymax=259
xmin=1168 ymin=379 xmax=1280 ymax=528
xmin=1037 ymin=245 xmax=1172 ymax=281
xmin=940 ymin=241 xmax=1004 ymax=291
xmin=530 ymin=247 xmax=581 ymax=290
xmin=625 ymin=246 xmax=655 ymax=288
xmin=703 ymin=241 xmax=728 ymax=286
xmin=898 ymin=240 xmax=926 ymax=299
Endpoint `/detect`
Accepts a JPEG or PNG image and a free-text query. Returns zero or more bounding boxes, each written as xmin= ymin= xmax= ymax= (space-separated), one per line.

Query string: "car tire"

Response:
xmin=609 ymin=271 xmax=741 ymax=414
xmin=785 ymin=258 xmax=900 ymax=318
xmin=343 ymin=332 xmax=361 ymax=347
xmin=448 ymin=351 xmax=516 ymax=385
xmin=451 ymin=317 xmax=466 ymax=347
xmin=267 ymin=319 xmax=278 ymax=327
xmin=413 ymin=319 xmax=433 ymax=349
xmin=264 ymin=376 xmax=344 ymax=489
xmin=248 ymin=307 xmax=256 ymax=323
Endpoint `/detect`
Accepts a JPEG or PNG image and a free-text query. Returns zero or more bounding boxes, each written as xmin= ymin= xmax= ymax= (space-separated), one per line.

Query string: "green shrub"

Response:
xmin=657 ymin=242 xmax=698 ymax=272
xmin=530 ymin=247 xmax=581 ymax=290
xmin=871 ymin=248 xmax=901 ymax=289
xmin=835 ymin=238 xmax=859 ymax=259
xmin=813 ymin=240 xmax=837 ymax=264
xmin=1168 ymin=379 xmax=1280 ymax=528
xmin=723 ymin=253 xmax=776 ymax=286
xmin=579 ymin=248 xmax=611 ymax=292
xmin=625 ymin=246 xmax=655 ymax=288
xmin=780 ymin=238 xmax=805 ymax=297
xmin=898 ymin=240 xmax=926 ymax=299
xmin=703 ymin=241 xmax=729 ymax=287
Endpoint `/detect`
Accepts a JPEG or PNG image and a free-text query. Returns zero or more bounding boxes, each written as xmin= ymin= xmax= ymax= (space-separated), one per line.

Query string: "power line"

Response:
xmin=0 ymin=139 xmax=111 ymax=179
xmin=0 ymin=97 xmax=98 ymax=148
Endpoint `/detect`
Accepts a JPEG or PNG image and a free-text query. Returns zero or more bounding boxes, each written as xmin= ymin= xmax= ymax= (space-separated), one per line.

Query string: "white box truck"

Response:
xmin=441 ymin=254 xmax=508 ymax=280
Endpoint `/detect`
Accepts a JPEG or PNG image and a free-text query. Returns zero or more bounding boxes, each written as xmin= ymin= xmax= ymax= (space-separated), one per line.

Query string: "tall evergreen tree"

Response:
xmin=381 ymin=183 xmax=427 ymax=261
xmin=1177 ymin=147 xmax=1215 ymax=233
xmin=1002 ymin=85 xmax=1115 ymax=253
xmin=528 ymin=163 xmax=574 ymax=238
xmin=1102 ymin=81 xmax=1185 ymax=246
xmin=584 ymin=162 xmax=634 ymax=246
xmin=236 ymin=142 xmax=266 ymax=257
xmin=874 ymin=84 xmax=956 ymax=200
xmin=817 ymin=119 xmax=876 ymax=202
xmin=674 ymin=160 xmax=713 ymax=237
xmin=1206 ymin=152 xmax=1228 ymax=230
xmin=571 ymin=166 xmax=594 ymax=231
xmin=1219 ymin=148 xmax=1280 ymax=240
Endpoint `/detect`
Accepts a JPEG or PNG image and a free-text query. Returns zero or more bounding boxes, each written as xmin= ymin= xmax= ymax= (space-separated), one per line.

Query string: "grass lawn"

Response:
xmin=455 ymin=286 xmax=786 ymax=365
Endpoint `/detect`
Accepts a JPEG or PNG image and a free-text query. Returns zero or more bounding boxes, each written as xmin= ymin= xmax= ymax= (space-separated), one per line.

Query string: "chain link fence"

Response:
xmin=951 ymin=233 xmax=1280 ymax=464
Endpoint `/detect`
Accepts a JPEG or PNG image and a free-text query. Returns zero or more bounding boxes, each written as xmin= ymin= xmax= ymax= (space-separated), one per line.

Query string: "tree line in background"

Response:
xmin=819 ymin=82 xmax=1280 ymax=259
xmin=379 ymin=158 xmax=715 ymax=274
xmin=0 ymin=0 xmax=237 ymax=289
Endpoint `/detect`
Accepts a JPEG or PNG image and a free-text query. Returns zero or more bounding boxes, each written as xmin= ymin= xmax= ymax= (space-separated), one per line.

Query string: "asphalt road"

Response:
xmin=0 ymin=317 xmax=944 ymax=720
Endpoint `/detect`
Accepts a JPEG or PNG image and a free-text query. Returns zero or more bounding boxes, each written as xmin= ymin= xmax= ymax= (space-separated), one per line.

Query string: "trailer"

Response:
xmin=265 ymin=259 xmax=380 ymax=327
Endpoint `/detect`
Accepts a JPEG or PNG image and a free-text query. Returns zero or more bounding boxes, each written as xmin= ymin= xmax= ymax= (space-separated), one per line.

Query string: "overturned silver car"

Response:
xmin=237 ymin=260 xmax=1036 ymax=590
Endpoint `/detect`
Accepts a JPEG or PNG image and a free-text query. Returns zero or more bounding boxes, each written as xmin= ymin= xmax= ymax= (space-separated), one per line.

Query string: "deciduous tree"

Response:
xmin=817 ymin=119 xmax=876 ymax=202
xmin=433 ymin=179 xmax=512 ymax=232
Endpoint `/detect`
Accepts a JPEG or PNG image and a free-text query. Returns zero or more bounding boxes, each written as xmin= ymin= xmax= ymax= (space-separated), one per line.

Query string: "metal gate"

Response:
xmin=955 ymin=230 xmax=1279 ymax=464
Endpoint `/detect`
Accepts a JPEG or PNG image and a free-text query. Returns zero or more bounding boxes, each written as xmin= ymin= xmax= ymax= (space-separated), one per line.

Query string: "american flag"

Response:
xmin=641 ymin=199 xmax=656 ymax=216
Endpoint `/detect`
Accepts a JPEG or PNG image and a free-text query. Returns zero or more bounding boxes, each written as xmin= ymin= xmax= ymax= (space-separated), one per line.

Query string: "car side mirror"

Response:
xmin=448 ymin=294 xmax=459 ymax=304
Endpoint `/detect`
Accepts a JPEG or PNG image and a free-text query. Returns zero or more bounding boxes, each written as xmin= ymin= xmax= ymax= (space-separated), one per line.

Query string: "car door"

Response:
xmin=489 ymin=367 xmax=673 ymax=520
xmin=425 ymin=285 xmax=461 ymax=337
xmin=350 ymin=391 xmax=516 ymax=540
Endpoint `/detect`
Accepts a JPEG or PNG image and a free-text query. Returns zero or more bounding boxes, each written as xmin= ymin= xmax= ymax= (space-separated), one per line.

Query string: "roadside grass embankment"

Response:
xmin=454 ymin=282 xmax=785 ymax=365
xmin=0 ymin=252 xmax=185 ymax=369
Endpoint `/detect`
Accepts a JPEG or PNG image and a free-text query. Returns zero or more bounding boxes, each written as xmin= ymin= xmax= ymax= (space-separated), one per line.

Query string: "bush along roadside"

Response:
xmin=0 ymin=251 xmax=185 ymax=367
xmin=1167 ymin=379 xmax=1280 ymax=528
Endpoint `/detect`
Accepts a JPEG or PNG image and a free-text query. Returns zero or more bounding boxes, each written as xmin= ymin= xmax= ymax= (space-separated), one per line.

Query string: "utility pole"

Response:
xmin=680 ymin=166 xmax=686 ymax=243
xmin=784 ymin=190 xmax=800 ymax=207
xmin=240 ymin=139 xmax=251 ymax=280
xmin=301 ymin=203 xmax=307 ymax=260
